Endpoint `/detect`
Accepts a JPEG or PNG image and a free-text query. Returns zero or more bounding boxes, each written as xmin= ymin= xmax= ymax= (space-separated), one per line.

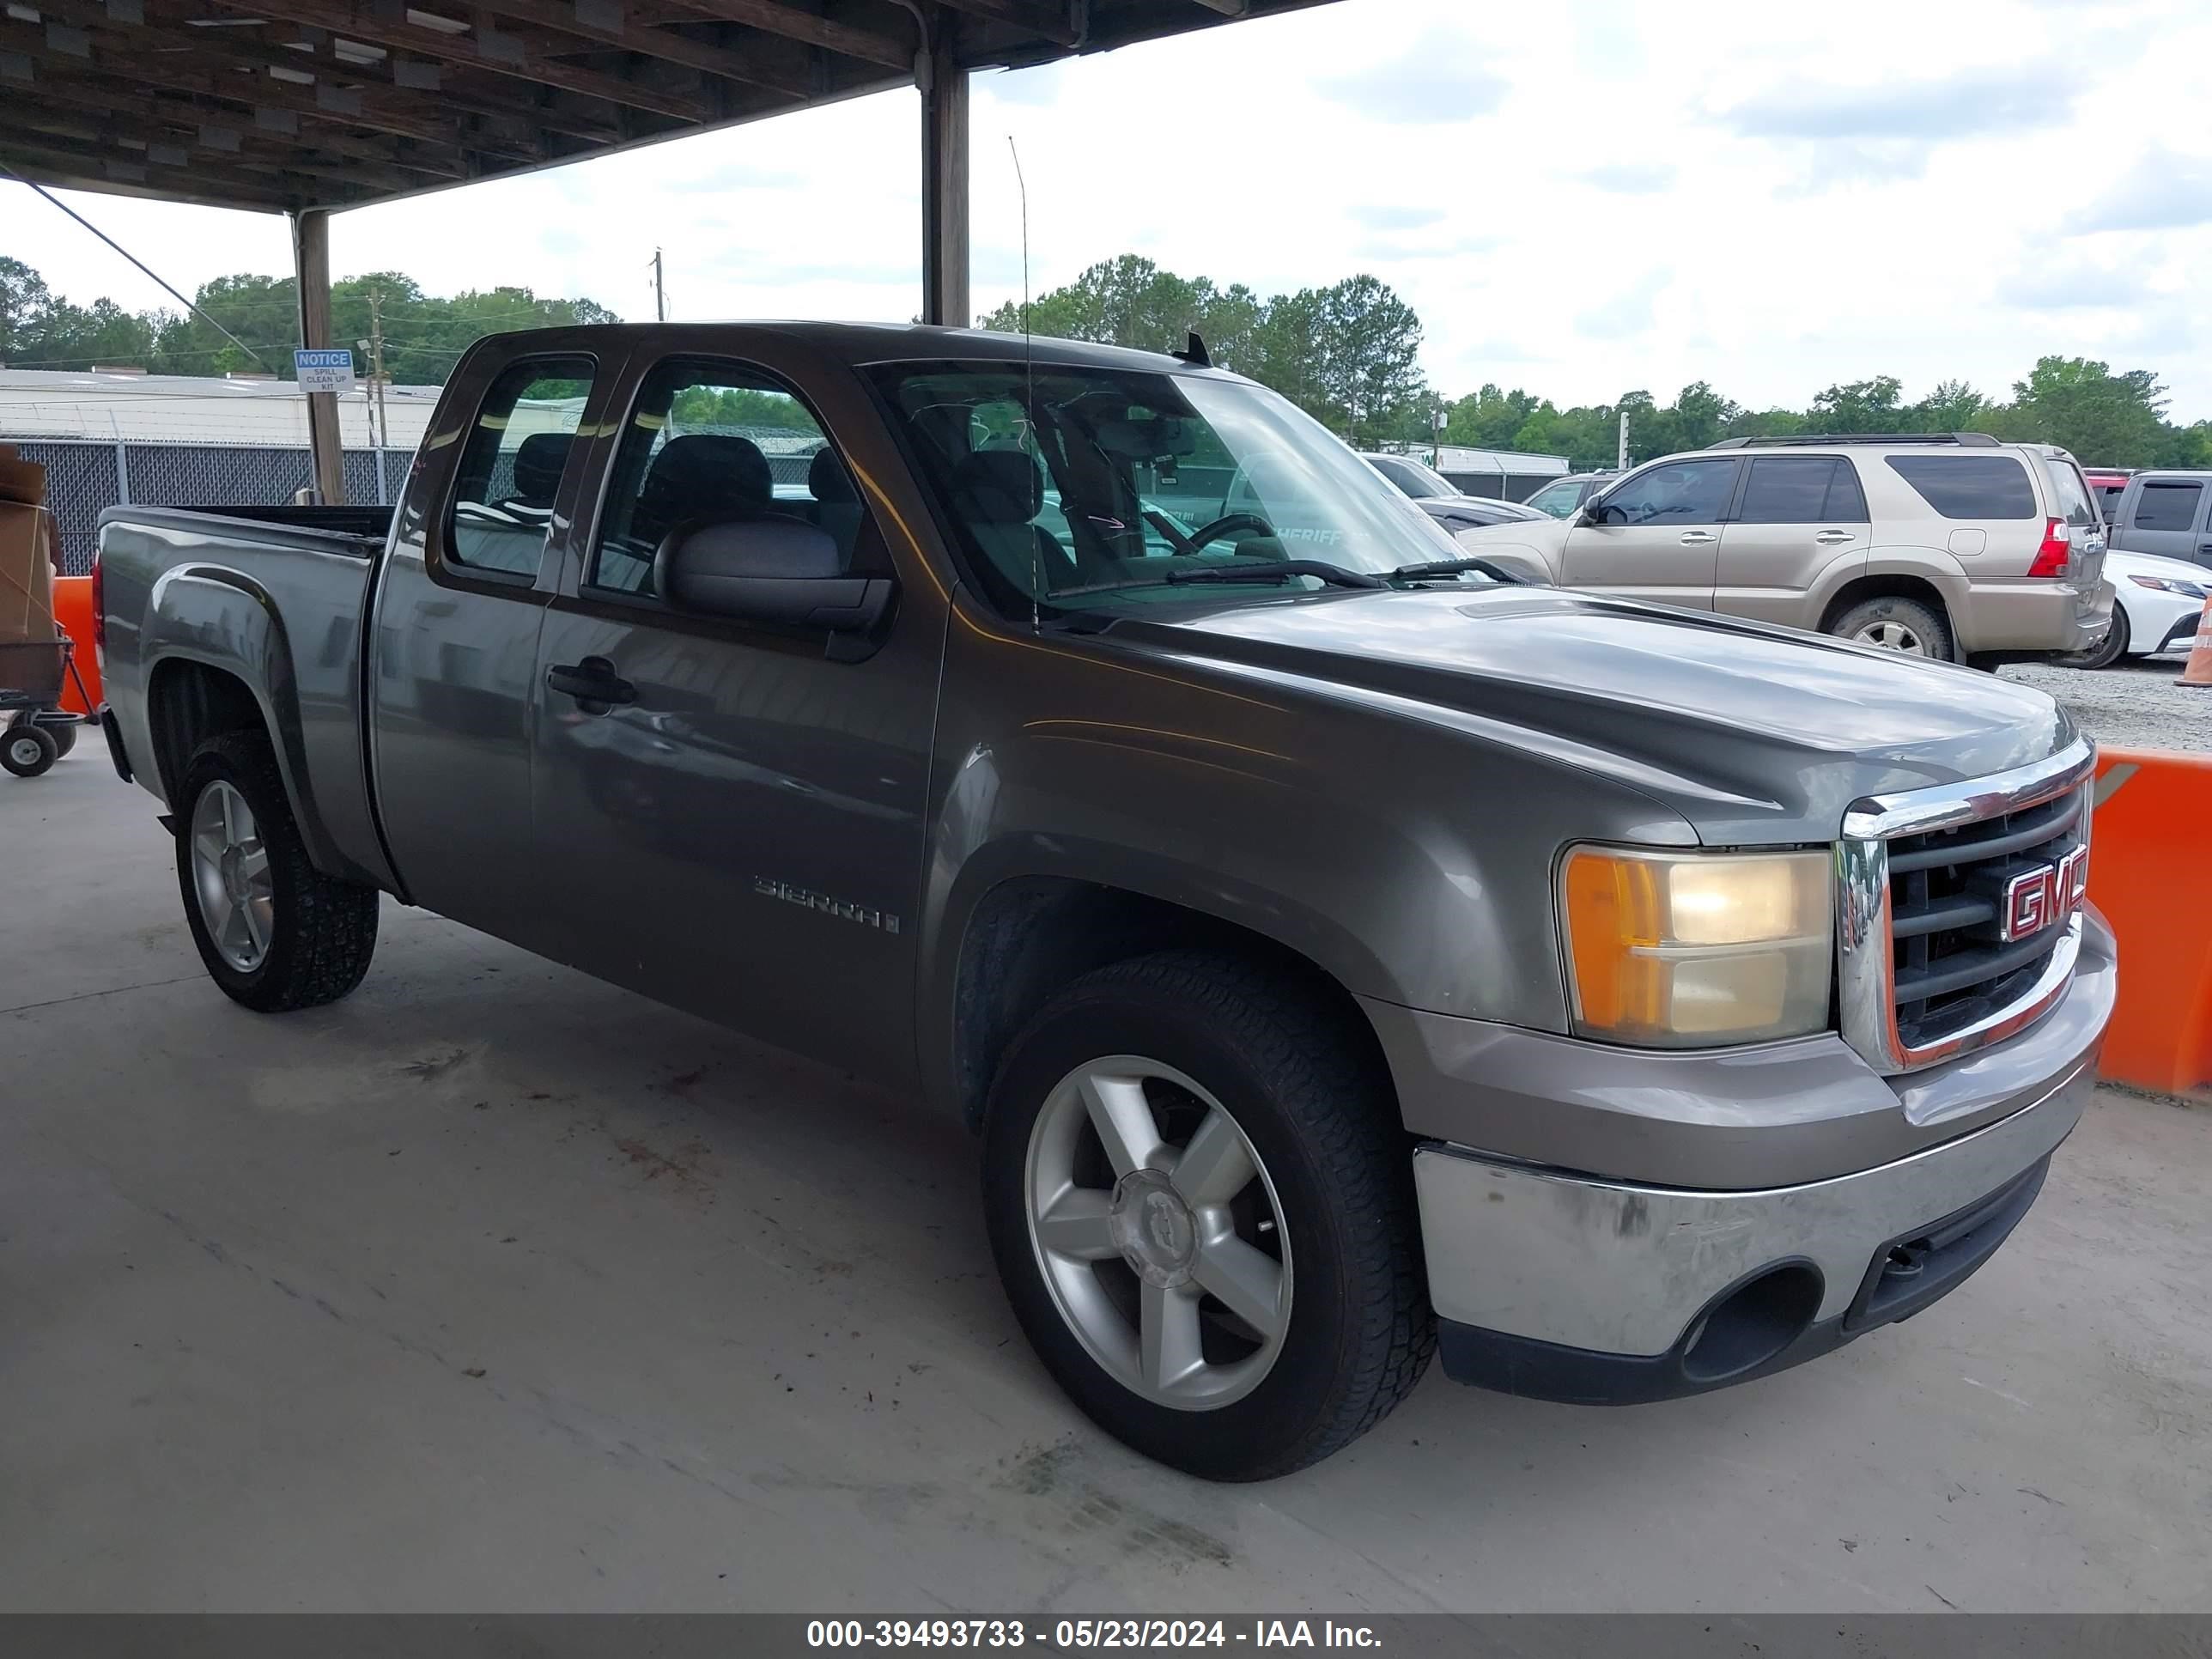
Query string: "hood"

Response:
xmin=1112 ymin=586 xmax=2077 ymax=843
xmin=2106 ymin=547 xmax=2212 ymax=585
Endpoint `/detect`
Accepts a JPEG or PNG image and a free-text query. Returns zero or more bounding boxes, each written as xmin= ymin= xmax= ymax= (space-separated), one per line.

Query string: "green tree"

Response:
xmin=0 ymin=255 xmax=57 ymax=361
xmin=1315 ymin=275 xmax=1425 ymax=446
xmin=1985 ymin=356 xmax=2170 ymax=467
xmin=1809 ymin=375 xmax=1906 ymax=433
xmin=1910 ymin=378 xmax=1986 ymax=433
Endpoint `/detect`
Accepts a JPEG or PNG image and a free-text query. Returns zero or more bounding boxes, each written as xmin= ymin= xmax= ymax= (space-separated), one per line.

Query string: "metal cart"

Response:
xmin=1 ymin=637 xmax=92 ymax=780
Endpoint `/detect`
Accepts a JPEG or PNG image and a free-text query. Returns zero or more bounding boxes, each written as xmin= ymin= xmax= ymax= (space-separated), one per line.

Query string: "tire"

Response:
xmin=2 ymin=723 xmax=58 ymax=778
xmin=174 ymin=730 xmax=380 ymax=1012
xmin=47 ymin=723 xmax=78 ymax=758
xmin=982 ymin=950 xmax=1432 ymax=1480
xmin=1829 ymin=595 xmax=1954 ymax=661
xmin=2057 ymin=608 xmax=2130 ymax=671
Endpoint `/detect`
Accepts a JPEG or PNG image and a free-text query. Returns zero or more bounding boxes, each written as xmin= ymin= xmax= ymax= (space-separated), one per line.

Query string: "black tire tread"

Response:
xmin=988 ymin=948 xmax=1433 ymax=1480
xmin=1830 ymin=595 xmax=1955 ymax=663
xmin=177 ymin=730 xmax=379 ymax=1012
xmin=2 ymin=723 xmax=59 ymax=778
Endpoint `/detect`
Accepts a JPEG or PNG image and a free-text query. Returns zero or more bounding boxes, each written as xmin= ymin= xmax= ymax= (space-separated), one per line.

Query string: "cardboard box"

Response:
xmin=0 ymin=442 xmax=46 ymax=507
xmin=0 ymin=446 xmax=61 ymax=647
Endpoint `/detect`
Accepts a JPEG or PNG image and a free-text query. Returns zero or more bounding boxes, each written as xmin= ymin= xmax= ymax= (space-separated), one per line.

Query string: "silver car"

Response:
xmin=1461 ymin=433 xmax=2112 ymax=663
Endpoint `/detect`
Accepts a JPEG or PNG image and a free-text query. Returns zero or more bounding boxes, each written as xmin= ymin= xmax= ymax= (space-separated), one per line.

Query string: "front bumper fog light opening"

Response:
xmin=1680 ymin=1262 xmax=1825 ymax=1383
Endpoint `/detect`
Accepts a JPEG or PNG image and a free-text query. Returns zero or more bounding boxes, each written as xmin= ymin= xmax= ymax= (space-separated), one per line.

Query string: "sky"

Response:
xmin=9 ymin=0 xmax=2212 ymax=420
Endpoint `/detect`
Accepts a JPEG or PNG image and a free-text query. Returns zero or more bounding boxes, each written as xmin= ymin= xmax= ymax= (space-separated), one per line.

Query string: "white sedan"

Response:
xmin=2062 ymin=548 xmax=2209 ymax=669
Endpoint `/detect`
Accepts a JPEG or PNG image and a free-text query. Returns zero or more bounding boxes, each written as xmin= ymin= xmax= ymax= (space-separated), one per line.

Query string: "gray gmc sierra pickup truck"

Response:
xmin=94 ymin=323 xmax=2114 ymax=1480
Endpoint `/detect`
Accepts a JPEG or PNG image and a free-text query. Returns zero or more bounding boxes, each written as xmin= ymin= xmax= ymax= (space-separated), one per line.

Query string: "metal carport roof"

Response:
xmin=0 ymin=0 xmax=1335 ymax=499
xmin=0 ymin=0 xmax=1328 ymax=216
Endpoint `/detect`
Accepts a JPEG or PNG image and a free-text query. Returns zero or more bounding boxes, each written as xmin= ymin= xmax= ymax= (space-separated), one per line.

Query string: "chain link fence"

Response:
xmin=14 ymin=439 xmax=412 ymax=574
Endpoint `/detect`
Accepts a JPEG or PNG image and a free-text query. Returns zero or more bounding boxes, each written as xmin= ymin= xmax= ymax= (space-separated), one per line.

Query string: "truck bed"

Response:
xmin=94 ymin=500 xmax=395 ymax=891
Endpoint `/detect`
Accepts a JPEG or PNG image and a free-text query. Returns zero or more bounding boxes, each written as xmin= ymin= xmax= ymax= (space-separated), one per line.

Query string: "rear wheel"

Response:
xmin=982 ymin=951 xmax=1432 ymax=1480
xmin=2057 ymin=608 xmax=2130 ymax=671
xmin=2 ymin=723 xmax=58 ymax=778
xmin=1830 ymin=595 xmax=1954 ymax=660
xmin=175 ymin=731 xmax=380 ymax=1012
xmin=50 ymin=723 xmax=77 ymax=758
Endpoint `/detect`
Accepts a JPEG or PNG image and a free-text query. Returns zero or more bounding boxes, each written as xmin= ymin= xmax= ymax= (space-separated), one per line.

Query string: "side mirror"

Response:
xmin=1577 ymin=501 xmax=1612 ymax=526
xmin=657 ymin=516 xmax=895 ymax=634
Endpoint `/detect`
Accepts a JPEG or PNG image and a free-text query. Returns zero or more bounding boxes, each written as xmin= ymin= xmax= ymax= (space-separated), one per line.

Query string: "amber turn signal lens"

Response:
xmin=1560 ymin=847 xmax=1832 ymax=1048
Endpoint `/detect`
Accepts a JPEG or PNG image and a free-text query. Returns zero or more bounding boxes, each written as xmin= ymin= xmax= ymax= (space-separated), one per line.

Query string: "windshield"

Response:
xmin=869 ymin=361 xmax=1468 ymax=615
xmin=1373 ymin=455 xmax=1456 ymax=498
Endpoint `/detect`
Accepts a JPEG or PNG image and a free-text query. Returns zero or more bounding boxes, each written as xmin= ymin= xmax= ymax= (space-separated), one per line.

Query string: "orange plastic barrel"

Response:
xmin=2090 ymin=748 xmax=2212 ymax=1096
xmin=51 ymin=574 xmax=102 ymax=714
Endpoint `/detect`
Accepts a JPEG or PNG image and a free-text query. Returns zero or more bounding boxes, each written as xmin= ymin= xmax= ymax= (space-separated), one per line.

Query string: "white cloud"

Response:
xmin=1997 ymin=261 xmax=2150 ymax=310
xmin=2066 ymin=148 xmax=2212 ymax=232
xmin=1580 ymin=163 xmax=1678 ymax=194
xmin=1577 ymin=268 xmax=1673 ymax=341
xmin=1315 ymin=28 xmax=1508 ymax=125
xmin=9 ymin=0 xmax=2212 ymax=420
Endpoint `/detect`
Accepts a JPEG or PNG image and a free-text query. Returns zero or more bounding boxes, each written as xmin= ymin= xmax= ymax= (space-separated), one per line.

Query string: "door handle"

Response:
xmin=1814 ymin=530 xmax=1857 ymax=545
xmin=1679 ymin=531 xmax=1717 ymax=545
xmin=545 ymin=656 xmax=636 ymax=708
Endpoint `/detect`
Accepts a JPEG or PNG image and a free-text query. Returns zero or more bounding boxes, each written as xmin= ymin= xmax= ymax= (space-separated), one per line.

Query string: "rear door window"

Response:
xmin=1883 ymin=455 xmax=2036 ymax=520
xmin=447 ymin=356 xmax=596 ymax=575
xmin=2132 ymin=481 xmax=2203 ymax=532
xmin=1737 ymin=456 xmax=1867 ymax=523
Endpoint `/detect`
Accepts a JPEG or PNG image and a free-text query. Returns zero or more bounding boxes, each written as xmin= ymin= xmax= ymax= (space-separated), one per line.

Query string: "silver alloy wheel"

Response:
xmin=6 ymin=732 xmax=44 ymax=769
xmin=1855 ymin=619 xmax=1930 ymax=653
xmin=189 ymin=779 xmax=275 ymax=972
xmin=1024 ymin=1055 xmax=1292 ymax=1411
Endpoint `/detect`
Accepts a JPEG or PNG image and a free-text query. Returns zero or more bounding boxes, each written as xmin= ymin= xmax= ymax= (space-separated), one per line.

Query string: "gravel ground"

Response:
xmin=2002 ymin=653 xmax=2208 ymax=754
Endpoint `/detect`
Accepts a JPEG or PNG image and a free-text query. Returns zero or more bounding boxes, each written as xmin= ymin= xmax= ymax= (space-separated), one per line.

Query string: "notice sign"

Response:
xmin=294 ymin=348 xmax=356 ymax=394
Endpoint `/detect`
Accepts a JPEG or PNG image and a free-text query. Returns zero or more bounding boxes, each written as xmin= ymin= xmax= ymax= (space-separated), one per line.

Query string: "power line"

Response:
xmin=1 ymin=166 xmax=276 ymax=371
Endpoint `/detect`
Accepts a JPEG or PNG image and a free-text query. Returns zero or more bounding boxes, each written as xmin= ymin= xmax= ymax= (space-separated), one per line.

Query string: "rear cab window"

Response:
xmin=587 ymin=357 xmax=881 ymax=601
xmin=1884 ymin=455 xmax=2036 ymax=520
xmin=446 ymin=356 xmax=596 ymax=577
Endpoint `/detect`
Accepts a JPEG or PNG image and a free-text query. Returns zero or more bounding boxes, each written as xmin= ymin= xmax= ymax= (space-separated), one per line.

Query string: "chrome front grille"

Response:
xmin=1837 ymin=741 xmax=2096 ymax=1076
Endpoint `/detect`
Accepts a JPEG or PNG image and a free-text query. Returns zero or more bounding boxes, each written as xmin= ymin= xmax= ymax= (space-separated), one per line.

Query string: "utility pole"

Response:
xmin=1617 ymin=410 xmax=1630 ymax=470
xmin=653 ymin=248 xmax=666 ymax=323
xmin=368 ymin=285 xmax=390 ymax=500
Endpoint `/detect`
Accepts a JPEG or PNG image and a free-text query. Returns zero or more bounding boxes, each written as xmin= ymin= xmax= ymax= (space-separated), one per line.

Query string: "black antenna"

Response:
xmin=1010 ymin=134 xmax=1041 ymax=636
xmin=1172 ymin=331 xmax=1210 ymax=368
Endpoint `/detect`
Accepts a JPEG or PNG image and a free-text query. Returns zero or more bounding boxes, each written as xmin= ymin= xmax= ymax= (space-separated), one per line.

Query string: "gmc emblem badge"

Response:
xmin=2001 ymin=845 xmax=2089 ymax=943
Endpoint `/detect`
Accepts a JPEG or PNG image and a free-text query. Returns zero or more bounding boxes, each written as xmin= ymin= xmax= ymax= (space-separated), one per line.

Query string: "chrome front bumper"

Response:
xmin=1398 ymin=914 xmax=2113 ymax=1404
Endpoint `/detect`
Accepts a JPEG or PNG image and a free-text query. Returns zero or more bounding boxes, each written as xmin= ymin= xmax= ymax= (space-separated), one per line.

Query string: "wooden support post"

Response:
xmin=921 ymin=26 xmax=969 ymax=328
xmin=290 ymin=207 xmax=345 ymax=504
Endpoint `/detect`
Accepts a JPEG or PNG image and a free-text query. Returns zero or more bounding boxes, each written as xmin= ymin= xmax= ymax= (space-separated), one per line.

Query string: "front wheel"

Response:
xmin=982 ymin=951 xmax=1432 ymax=1480
xmin=175 ymin=731 xmax=380 ymax=1012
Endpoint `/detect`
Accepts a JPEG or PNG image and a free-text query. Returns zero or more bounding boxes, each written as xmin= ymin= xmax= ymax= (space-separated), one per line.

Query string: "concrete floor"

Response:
xmin=3 ymin=754 xmax=2208 ymax=1614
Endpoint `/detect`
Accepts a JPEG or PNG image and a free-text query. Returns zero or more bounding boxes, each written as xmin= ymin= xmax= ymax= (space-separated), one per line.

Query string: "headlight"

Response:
xmin=1559 ymin=847 xmax=1832 ymax=1047
xmin=2129 ymin=574 xmax=2207 ymax=599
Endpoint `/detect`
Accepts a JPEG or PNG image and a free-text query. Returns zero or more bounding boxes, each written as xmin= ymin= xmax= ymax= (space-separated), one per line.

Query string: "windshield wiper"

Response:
xmin=1043 ymin=557 xmax=1386 ymax=604
xmin=1163 ymin=559 xmax=1384 ymax=590
xmin=1384 ymin=556 xmax=1527 ymax=585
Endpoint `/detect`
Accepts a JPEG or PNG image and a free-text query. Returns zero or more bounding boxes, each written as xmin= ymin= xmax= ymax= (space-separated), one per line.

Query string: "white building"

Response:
xmin=0 ymin=368 xmax=442 ymax=451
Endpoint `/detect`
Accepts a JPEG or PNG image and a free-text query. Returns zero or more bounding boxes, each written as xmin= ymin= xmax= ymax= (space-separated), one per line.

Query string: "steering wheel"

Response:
xmin=1183 ymin=512 xmax=1276 ymax=550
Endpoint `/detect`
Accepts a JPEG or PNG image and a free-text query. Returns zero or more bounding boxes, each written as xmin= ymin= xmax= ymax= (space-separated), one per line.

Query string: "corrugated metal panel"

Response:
xmin=0 ymin=370 xmax=442 ymax=447
xmin=1434 ymin=445 xmax=1571 ymax=478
